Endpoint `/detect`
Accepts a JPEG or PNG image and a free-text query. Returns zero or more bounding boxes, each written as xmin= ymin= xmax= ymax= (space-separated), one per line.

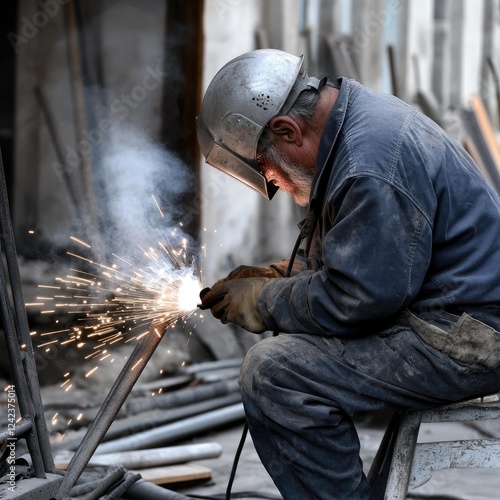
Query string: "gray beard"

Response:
xmin=279 ymin=158 xmax=315 ymax=207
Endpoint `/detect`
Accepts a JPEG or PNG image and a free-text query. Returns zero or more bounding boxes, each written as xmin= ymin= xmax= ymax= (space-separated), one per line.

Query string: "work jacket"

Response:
xmin=258 ymin=78 xmax=500 ymax=339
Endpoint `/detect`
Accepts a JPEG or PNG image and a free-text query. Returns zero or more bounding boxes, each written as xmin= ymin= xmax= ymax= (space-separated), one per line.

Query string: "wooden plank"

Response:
xmin=470 ymin=94 xmax=500 ymax=168
xmin=131 ymin=463 xmax=212 ymax=485
xmin=463 ymin=136 xmax=495 ymax=186
xmin=461 ymin=106 xmax=500 ymax=193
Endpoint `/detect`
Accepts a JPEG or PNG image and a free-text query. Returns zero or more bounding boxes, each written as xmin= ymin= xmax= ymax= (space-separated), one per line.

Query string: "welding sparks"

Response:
xmin=152 ymin=195 xmax=164 ymax=218
xmin=33 ymin=232 xmax=203 ymax=358
xmin=70 ymin=236 xmax=92 ymax=248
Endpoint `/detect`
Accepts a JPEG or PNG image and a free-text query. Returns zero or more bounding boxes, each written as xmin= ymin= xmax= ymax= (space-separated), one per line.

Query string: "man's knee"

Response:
xmin=239 ymin=337 xmax=276 ymax=397
xmin=241 ymin=335 xmax=303 ymax=399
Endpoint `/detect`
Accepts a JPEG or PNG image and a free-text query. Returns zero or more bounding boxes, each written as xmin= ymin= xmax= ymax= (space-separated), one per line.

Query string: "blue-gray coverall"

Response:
xmin=240 ymin=78 xmax=500 ymax=499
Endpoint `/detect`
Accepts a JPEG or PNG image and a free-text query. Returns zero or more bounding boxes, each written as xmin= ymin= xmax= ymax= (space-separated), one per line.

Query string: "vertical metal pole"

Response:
xmin=55 ymin=320 xmax=168 ymax=498
xmin=0 ymin=259 xmax=46 ymax=478
xmin=0 ymin=150 xmax=50 ymax=476
xmin=432 ymin=0 xmax=451 ymax=113
xmin=383 ymin=411 xmax=422 ymax=500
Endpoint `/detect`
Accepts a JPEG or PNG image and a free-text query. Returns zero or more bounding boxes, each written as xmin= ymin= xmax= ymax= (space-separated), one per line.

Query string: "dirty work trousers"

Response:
xmin=239 ymin=309 xmax=500 ymax=499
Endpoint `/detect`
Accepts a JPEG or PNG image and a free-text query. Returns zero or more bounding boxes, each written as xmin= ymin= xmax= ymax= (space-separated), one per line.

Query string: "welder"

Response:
xmin=197 ymin=49 xmax=500 ymax=499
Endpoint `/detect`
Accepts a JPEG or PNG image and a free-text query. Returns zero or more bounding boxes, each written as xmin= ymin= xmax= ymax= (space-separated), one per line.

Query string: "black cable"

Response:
xmin=189 ymin=493 xmax=281 ymax=500
xmin=221 ymin=209 xmax=317 ymax=499
xmin=225 ymin=422 xmax=249 ymax=500
xmin=406 ymin=494 xmax=466 ymax=500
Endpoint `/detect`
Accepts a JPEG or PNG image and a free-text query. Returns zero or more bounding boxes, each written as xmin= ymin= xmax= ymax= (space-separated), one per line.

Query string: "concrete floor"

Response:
xmin=173 ymin=416 xmax=500 ymax=499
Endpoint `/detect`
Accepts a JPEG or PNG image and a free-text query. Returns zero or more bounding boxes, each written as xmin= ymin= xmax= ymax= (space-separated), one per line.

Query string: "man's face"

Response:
xmin=259 ymin=156 xmax=315 ymax=207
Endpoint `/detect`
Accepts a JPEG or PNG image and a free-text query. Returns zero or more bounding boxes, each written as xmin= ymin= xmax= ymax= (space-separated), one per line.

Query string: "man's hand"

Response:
xmin=198 ymin=278 xmax=271 ymax=333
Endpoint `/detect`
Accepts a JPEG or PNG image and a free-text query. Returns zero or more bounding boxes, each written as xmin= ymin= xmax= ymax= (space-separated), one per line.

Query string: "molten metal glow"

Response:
xmin=177 ymin=271 xmax=204 ymax=312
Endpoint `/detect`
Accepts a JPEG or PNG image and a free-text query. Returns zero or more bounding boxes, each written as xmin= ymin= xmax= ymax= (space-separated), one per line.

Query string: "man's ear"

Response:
xmin=268 ymin=116 xmax=303 ymax=146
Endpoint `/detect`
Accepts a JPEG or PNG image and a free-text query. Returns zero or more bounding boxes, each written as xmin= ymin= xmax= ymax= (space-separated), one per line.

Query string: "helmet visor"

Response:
xmin=206 ymin=143 xmax=278 ymax=200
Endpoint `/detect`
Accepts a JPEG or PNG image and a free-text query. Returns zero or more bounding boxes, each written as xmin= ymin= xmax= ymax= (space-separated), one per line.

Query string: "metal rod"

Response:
xmin=0 ymin=254 xmax=46 ymax=478
xmin=181 ymin=357 xmax=243 ymax=374
xmin=0 ymin=151 xmax=48 ymax=478
xmin=95 ymin=403 xmax=245 ymax=454
xmin=0 ymin=418 xmax=32 ymax=446
xmin=63 ymin=0 xmax=104 ymax=260
xmin=57 ymin=442 xmax=223 ymax=469
xmin=58 ymin=391 xmax=242 ymax=451
xmin=106 ymin=391 xmax=242 ymax=443
xmin=126 ymin=378 xmax=239 ymax=415
xmin=383 ymin=411 xmax=422 ymax=499
xmin=34 ymin=85 xmax=82 ymax=215
xmin=486 ymin=56 xmax=500 ymax=127
xmin=55 ymin=320 xmax=169 ymax=498
xmin=0 ymin=151 xmax=55 ymax=473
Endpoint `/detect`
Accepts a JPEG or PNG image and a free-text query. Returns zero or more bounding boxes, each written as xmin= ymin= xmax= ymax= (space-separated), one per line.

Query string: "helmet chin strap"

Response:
xmin=280 ymin=75 xmax=328 ymax=116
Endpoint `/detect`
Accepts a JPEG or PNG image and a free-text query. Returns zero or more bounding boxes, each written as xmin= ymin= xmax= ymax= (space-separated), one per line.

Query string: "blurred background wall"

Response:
xmin=1 ymin=0 xmax=500 ymax=376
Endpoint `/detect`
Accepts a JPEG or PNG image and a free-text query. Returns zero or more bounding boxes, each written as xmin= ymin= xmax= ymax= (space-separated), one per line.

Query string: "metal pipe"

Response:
xmin=96 ymin=403 xmax=245 ymax=454
xmin=58 ymin=442 xmax=223 ymax=469
xmin=106 ymin=391 xmax=241 ymax=442
xmin=55 ymin=320 xmax=169 ymax=498
xmin=58 ymin=391 xmax=242 ymax=451
xmin=181 ymin=357 xmax=243 ymax=374
xmin=126 ymin=379 xmax=239 ymax=415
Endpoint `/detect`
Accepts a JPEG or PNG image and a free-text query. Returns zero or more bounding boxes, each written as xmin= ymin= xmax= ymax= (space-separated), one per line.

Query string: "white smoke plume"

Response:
xmin=97 ymin=125 xmax=195 ymax=260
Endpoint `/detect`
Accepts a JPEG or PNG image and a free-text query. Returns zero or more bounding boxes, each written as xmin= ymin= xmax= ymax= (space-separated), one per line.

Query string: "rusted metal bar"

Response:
xmin=55 ymin=320 xmax=169 ymax=498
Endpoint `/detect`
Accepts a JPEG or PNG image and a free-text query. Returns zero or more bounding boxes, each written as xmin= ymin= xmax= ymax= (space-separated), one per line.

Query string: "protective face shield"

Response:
xmin=197 ymin=49 xmax=326 ymax=200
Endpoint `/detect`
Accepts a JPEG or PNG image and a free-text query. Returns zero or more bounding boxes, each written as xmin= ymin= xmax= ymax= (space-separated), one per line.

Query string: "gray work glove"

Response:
xmin=198 ymin=277 xmax=271 ymax=333
xmin=225 ymin=258 xmax=308 ymax=280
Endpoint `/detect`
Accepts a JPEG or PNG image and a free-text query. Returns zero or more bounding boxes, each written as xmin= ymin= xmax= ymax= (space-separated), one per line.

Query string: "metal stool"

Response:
xmin=368 ymin=393 xmax=500 ymax=499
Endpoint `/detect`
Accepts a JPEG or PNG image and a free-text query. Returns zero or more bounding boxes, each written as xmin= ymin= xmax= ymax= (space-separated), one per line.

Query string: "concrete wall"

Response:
xmin=10 ymin=0 xmax=500 ymax=362
xmin=13 ymin=0 xmax=168 ymax=252
xmin=14 ymin=0 xmax=498 ymax=258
